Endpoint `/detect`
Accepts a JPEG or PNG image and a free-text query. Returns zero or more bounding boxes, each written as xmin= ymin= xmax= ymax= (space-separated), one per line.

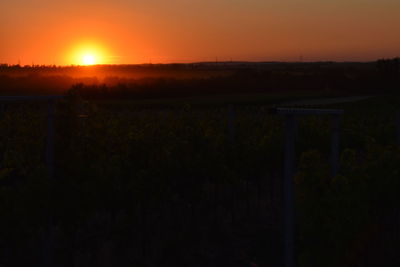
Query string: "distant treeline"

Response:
xmin=0 ymin=59 xmax=399 ymax=98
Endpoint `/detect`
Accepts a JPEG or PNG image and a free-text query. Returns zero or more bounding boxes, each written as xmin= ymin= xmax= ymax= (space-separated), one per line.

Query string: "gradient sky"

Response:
xmin=1 ymin=0 xmax=400 ymax=65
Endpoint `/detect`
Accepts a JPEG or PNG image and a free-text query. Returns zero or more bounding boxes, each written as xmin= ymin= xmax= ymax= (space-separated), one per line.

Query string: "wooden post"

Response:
xmin=283 ymin=115 xmax=296 ymax=267
xmin=331 ymin=115 xmax=341 ymax=177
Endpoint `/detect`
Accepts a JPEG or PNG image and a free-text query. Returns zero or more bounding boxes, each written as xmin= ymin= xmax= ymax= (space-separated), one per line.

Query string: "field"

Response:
xmin=1 ymin=60 xmax=397 ymax=97
xmin=1 ymin=61 xmax=400 ymax=267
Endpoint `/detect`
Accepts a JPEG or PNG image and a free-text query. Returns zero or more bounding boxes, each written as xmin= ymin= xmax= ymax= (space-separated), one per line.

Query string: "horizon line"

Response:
xmin=1 ymin=58 xmax=397 ymax=68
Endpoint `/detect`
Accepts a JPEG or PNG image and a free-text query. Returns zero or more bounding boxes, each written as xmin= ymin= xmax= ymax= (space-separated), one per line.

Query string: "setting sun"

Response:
xmin=82 ymin=54 xmax=96 ymax=65
xmin=67 ymin=42 xmax=110 ymax=66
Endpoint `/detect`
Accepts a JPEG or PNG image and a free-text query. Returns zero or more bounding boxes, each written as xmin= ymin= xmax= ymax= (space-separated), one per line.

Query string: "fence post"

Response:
xmin=283 ymin=114 xmax=296 ymax=267
xmin=331 ymin=115 xmax=341 ymax=177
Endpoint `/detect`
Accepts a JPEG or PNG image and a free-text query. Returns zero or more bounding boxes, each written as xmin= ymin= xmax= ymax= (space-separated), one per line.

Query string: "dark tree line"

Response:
xmin=1 ymin=59 xmax=399 ymax=98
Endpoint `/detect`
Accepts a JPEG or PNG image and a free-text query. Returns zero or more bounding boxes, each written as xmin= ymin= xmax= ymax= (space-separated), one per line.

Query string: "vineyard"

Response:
xmin=0 ymin=94 xmax=399 ymax=267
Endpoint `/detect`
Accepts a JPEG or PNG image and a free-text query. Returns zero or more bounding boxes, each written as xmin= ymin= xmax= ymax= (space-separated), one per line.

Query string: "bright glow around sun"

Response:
xmin=68 ymin=42 xmax=110 ymax=65
xmin=82 ymin=54 xmax=95 ymax=65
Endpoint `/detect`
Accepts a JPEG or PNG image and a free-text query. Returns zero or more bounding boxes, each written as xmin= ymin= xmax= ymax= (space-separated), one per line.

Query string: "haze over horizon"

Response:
xmin=1 ymin=0 xmax=400 ymax=66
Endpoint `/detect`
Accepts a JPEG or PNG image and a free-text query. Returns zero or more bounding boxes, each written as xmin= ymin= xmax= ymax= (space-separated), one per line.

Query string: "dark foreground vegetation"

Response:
xmin=0 ymin=59 xmax=399 ymax=266
xmin=1 ymin=93 xmax=400 ymax=266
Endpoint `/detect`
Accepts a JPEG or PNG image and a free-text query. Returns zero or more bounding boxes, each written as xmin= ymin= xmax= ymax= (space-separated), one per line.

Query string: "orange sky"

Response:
xmin=1 ymin=0 xmax=400 ymax=65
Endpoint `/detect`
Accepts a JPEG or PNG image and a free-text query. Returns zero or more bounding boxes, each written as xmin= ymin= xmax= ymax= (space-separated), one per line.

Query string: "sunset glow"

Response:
xmin=67 ymin=42 xmax=109 ymax=66
xmin=1 ymin=0 xmax=400 ymax=65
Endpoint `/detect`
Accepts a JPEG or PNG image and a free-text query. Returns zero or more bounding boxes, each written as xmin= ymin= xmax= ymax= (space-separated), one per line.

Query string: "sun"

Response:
xmin=82 ymin=54 xmax=96 ymax=65
xmin=67 ymin=42 xmax=109 ymax=65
